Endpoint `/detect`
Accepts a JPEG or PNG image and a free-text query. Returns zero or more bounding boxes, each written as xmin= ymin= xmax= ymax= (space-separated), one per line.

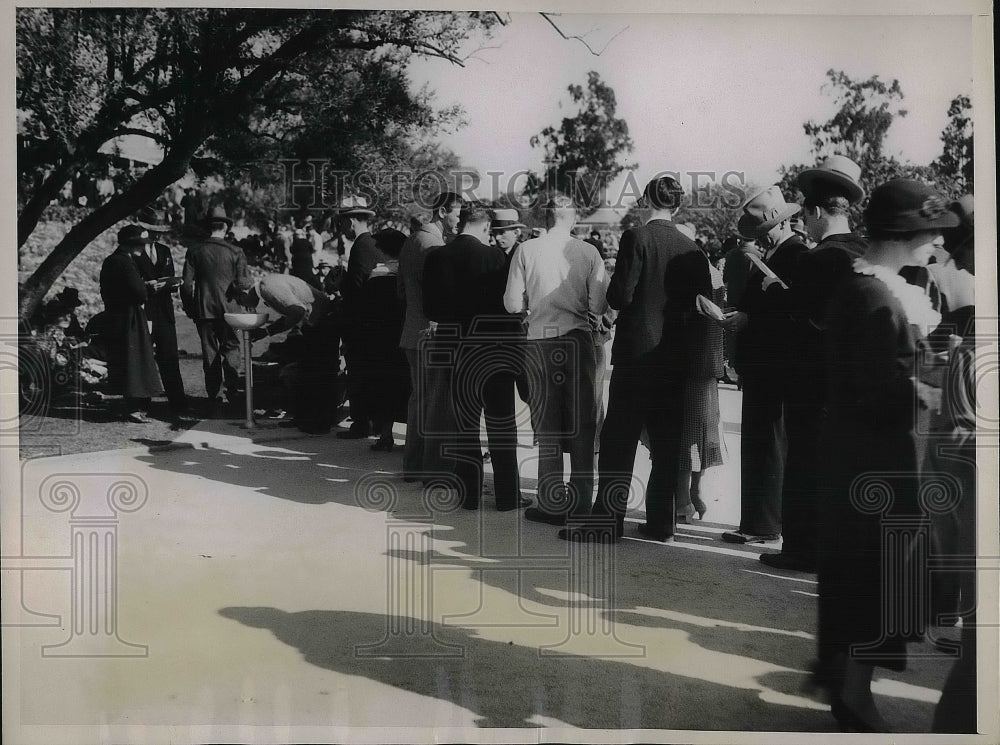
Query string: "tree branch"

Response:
xmin=109 ymin=127 xmax=171 ymax=147
xmin=538 ymin=13 xmax=628 ymax=56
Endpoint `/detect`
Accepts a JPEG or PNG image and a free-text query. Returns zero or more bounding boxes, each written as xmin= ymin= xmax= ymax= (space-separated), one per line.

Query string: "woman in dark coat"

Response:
xmin=99 ymin=225 xmax=164 ymax=423
xmin=815 ymin=180 xmax=958 ymax=732
xmin=355 ymin=229 xmax=410 ymax=451
xmin=289 ymin=228 xmax=321 ymax=288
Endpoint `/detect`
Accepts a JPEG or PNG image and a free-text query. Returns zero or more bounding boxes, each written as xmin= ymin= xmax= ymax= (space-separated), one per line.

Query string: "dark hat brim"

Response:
xmin=864 ymin=211 xmax=960 ymax=234
xmin=491 ymin=222 xmax=526 ymax=232
xmin=797 ymin=169 xmax=866 ymax=204
xmin=336 ymin=208 xmax=376 ymax=218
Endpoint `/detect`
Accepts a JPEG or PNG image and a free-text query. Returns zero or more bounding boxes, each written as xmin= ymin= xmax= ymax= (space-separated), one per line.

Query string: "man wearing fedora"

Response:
xmin=720 ymin=186 xmax=808 ymax=544
xmin=133 ymin=206 xmax=190 ymax=419
xmin=398 ymin=191 xmax=464 ymax=479
xmin=757 ymin=156 xmax=868 ymax=570
xmin=100 ymin=225 xmax=164 ymax=423
xmin=335 ymin=195 xmax=379 ymax=439
xmin=181 ymin=205 xmax=251 ymax=413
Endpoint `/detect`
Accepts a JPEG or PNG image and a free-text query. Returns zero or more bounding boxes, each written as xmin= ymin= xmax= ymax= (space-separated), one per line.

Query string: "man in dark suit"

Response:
xmin=422 ymin=206 xmax=528 ymax=512
xmin=335 ymin=195 xmax=379 ymax=439
xmin=574 ymin=175 xmax=712 ymax=542
xmin=757 ymin=156 xmax=868 ymax=571
xmin=181 ymin=205 xmax=251 ymax=411
xmin=132 ymin=206 xmax=189 ymax=419
xmin=720 ymin=186 xmax=809 ymax=544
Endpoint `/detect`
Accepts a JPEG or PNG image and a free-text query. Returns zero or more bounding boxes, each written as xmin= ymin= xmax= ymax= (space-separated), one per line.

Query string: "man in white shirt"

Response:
xmin=504 ymin=194 xmax=609 ymax=526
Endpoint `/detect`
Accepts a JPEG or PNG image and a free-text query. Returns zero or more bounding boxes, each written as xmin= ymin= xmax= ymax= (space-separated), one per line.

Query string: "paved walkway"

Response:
xmin=2 ymin=385 xmax=964 ymax=741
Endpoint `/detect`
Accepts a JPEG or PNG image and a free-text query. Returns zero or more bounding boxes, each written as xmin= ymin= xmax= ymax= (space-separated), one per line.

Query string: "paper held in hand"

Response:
xmin=696 ymin=294 xmax=728 ymax=322
xmin=746 ymin=253 xmax=789 ymax=289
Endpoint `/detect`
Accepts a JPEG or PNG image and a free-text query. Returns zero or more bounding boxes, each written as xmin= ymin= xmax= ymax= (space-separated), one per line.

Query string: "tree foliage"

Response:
xmin=528 ymin=71 xmax=636 ymax=216
xmin=16 ymin=8 xmax=496 ymax=319
xmin=780 ymin=69 xmax=971 ymax=226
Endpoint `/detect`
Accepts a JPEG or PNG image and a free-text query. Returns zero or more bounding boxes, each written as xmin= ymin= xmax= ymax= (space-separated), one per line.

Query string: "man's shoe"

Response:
xmin=125 ymin=411 xmax=150 ymax=424
xmin=497 ymin=496 xmax=533 ymax=512
xmin=636 ymin=523 xmax=673 ymax=542
xmin=523 ymin=507 xmax=567 ymax=526
xmin=759 ymin=552 xmax=816 ymax=572
xmin=722 ymin=530 xmax=781 ymax=544
xmin=336 ymin=428 xmax=370 ymax=439
xmin=558 ymin=524 xmax=623 ymax=542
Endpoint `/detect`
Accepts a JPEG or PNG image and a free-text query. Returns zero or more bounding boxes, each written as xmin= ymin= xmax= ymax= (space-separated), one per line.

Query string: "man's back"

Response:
xmin=504 ymin=230 xmax=608 ymax=340
xmin=398 ymin=222 xmax=445 ymax=348
xmin=608 ymin=219 xmax=704 ymax=363
xmin=423 ymin=235 xmax=507 ymax=332
xmin=182 ymin=237 xmax=249 ymax=320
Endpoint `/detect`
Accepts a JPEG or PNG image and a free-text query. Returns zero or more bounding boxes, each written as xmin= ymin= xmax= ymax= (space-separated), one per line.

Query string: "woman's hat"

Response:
xmin=336 ymin=195 xmax=376 ymax=217
xmin=491 ymin=208 xmax=526 ymax=232
xmin=53 ymin=287 xmax=83 ymax=309
xmin=942 ymin=194 xmax=973 ymax=254
xmin=202 ymin=205 xmax=233 ymax=230
xmin=796 ymin=154 xmax=866 ymax=204
xmin=738 ymin=186 xmax=801 ymax=238
xmin=863 ymin=179 xmax=960 ymax=234
xmin=136 ymin=206 xmax=171 ymax=233
xmin=117 ymin=224 xmax=154 ymax=246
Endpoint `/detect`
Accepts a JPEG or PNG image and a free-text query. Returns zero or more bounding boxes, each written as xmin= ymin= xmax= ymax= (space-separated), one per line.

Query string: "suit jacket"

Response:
xmin=422 ymin=234 xmax=510 ymax=337
xmin=341 ymin=231 xmax=379 ymax=322
xmin=181 ymin=237 xmax=250 ymax=320
xmin=735 ymin=235 xmax=808 ymax=373
xmin=133 ymin=242 xmax=178 ymax=326
xmin=397 ymin=222 xmax=446 ymax=349
xmin=607 ymin=219 xmax=710 ymax=364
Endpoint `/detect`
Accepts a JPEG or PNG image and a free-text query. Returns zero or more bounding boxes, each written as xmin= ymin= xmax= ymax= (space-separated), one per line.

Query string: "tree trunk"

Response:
xmin=18 ymin=154 xmax=191 ymax=321
xmin=17 ymin=160 xmax=77 ymax=251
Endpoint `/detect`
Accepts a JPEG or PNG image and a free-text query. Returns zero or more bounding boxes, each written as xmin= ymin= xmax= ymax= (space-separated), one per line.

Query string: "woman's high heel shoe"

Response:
xmin=675 ymin=503 xmax=696 ymax=524
xmin=691 ymin=495 xmax=707 ymax=520
xmin=831 ymin=698 xmax=889 ymax=733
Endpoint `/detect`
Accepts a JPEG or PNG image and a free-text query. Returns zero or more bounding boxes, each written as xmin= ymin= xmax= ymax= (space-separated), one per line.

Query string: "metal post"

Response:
xmin=243 ymin=329 xmax=255 ymax=430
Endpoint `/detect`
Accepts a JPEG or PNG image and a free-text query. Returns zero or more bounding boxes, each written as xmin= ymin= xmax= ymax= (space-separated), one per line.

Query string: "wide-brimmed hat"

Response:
xmin=797 ymin=154 xmax=866 ymax=204
xmin=136 ymin=206 xmax=171 ymax=233
xmin=942 ymin=194 xmax=973 ymax=254
xmin=863 ymin=179 xmax=960 ymax=234
xmin=117 ymin=224 xmax=154 ymax=246
xmin=739 ymin=186 xmax=801 ymax=238
xmin=53 ymin=287 xmax=83 ymax=309
xmin=335 ymin=195 xmax=375 ymax=218
xmin=491 ymin=208 xmax=526 ymax=232
xmin=202 ymin=205 xmax=233 ymax=230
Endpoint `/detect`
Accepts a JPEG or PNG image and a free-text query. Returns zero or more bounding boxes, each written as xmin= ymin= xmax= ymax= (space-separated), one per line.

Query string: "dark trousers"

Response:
xmin=150 ymin=320 xmax=187 ymax=412
xmin=780 ymin=388 xmax=824 ymax=563
xmin=451 ymin=341 xmax=522 ymax=509
xmin=402 ymin=347 xmax=425 ymax=473
xmin=592 ymin=354 xmax=685 ymax=535
xmin=196 ymin=318 xmax=241 ymax=401
xmin=528 ymin=330 xmax=597 ymax=517
xmin=295 ymin=321 xmax=341 ymax=432
xmin=420 ymin=336 xmax=459 ymax=477
xmin=342 ymin=332 xmax=371 ymax=434
xmin=738 ymin=369 xmax=786 ymax=536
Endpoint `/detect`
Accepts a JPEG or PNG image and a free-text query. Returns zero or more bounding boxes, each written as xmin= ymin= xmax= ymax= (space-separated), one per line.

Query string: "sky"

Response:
xmin=406 ymin=12 xmax=975 ymax=203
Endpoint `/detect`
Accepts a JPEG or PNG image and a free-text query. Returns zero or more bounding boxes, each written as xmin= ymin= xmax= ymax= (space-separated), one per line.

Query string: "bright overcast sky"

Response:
xmin=407 ymin=11 xmax=974 ymax=201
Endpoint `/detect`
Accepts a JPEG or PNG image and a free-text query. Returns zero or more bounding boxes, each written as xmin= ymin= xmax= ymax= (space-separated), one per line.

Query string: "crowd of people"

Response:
xmin=37 ymin=153 xmax=977 ymax=733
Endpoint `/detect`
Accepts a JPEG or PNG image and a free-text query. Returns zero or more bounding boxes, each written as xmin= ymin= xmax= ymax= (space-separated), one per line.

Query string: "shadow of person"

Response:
xmin=218 ymin=606 xmax=835 ymax=731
